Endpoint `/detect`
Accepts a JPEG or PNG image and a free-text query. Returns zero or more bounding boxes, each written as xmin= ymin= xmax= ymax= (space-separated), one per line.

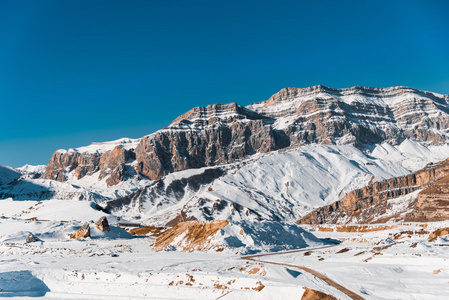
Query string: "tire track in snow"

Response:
xmin=241 ymin=244 xmax=365 ymax=300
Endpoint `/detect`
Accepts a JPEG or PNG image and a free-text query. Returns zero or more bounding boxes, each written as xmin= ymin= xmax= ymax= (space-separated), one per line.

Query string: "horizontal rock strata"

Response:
xmin=42 ymin=86 xmax=449 ymax=186
xmin=298 ymin=158 xmax=449 ymax=224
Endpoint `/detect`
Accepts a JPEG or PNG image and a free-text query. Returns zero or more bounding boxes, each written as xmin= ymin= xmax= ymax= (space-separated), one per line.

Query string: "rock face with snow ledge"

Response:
xmin=42 ymin=86 xmax=449 ymax=186
xmin=298 ymin=157 xmax=449 ymax=225
xmin=248 ymin=85 xmax=449 ymax=145
xmin=42 ymin=138 xmax=139 ymax=186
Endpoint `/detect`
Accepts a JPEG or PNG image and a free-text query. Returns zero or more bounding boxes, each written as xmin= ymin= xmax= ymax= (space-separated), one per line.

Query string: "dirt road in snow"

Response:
xmin=242 ymin=244 xmax=365 ymax=300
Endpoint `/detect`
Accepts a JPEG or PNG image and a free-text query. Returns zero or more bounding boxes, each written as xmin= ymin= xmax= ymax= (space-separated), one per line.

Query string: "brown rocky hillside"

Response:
xmin=298 ymin=158 xmax=449 ymax=225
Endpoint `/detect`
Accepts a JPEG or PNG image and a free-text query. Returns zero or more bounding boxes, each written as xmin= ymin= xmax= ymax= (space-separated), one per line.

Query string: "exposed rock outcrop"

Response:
xmin=428 ymin=227 xmax=449 ymax=242
xmin=95 ymin=216 xmax=110 ymax=232
xmin=298 ymin=158 xmax=449 ymax=224
xmin=406 ymin=173 xmax=449 ymax=222
xmin=301 ymin=287 xmax=338 ymax=300
xmin=25 ymin=233 xmax=40 ymax=244
xmin=68 ymin=223 xmax=91 ymax=239
xmin=154 ymin=220 xmax=229 ymax=251
xmin=42 ymin=139 xmax=138 ymax=186
xmin=42 ymin=86 xmax=449 ymax=186
xmin=135 ymin=103 xmax=280 ymax=180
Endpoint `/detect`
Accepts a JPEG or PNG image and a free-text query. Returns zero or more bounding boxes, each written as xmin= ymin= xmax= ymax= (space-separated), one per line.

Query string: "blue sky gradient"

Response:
xmin=1 ymin=0 xmax=449 ymax=167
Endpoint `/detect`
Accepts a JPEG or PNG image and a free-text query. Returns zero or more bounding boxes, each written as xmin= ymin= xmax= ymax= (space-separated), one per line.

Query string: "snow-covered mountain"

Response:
xmin=2 ymin=85 xmax=449 ymax=300
xmin=2 ymin=86 xmax=449 ymax=226
xmin=41 ymin=86 xmax=449 ymax=187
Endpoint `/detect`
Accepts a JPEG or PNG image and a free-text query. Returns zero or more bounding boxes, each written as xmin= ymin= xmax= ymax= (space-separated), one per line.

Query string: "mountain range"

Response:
xmin=2 ymin=85 xmax=449 ymax=229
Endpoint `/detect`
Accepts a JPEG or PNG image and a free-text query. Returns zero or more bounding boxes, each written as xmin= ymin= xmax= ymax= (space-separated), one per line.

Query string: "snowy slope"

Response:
xmin=57 ymin=137 xmax=139 ymax=155
xmin=370 ymin=139 xmax=449 ymax=170
xmin=0 ymin=165 xmax=21 ymax=184
xmin=100 ymin=141 xmax=449 ymax=226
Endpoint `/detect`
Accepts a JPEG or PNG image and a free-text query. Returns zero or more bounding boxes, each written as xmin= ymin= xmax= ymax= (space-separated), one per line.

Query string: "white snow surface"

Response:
xmin=57 ymin=137 xmax=139 ymax=155
xmin=371 ymin=139 xmax=449 ymax=170
xmin=17 ymin=165 xmax=46 ymax=175
xmin=1 ymin=215 xmax=448 ymax=298
xmin=267 ymin=222 xmax=449 ymax=300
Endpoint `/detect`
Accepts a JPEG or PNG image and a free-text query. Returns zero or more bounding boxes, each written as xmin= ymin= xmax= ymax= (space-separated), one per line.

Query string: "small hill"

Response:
xmin=153 ymin=220 xmax=328 ymax=254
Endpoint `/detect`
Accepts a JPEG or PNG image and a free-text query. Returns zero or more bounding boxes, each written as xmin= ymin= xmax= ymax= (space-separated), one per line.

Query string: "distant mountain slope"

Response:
xmin=0 ymin=165 xmax=21 ymax=185
xmin=41 ymin=86 xmax=449 ymax=187
xmin=298 ymin=157 xmax=449 ymax=225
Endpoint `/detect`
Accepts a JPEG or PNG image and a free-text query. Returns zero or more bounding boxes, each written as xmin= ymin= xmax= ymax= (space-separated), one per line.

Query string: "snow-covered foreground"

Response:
xmin=2 ymin=214 xmax=449 ymax=299
xmin=0 ymin=217 xmax=339 ymax=299
xmin=257 ymin=222 xmax=449 ymax=300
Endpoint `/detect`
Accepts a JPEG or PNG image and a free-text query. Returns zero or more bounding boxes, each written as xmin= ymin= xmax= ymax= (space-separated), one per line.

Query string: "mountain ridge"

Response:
xmin=41 ymin=85 xmax=449 ymax=187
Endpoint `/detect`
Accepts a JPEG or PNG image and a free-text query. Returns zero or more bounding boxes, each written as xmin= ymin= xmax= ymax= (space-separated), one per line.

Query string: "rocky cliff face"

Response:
xmin=406 ymin=173 xmax=449 ymax=222
xmin=298 ymin=158 xmax=449 ymax=224
xmin=42 ymin=86 xmax=449 ymax=186
xmin=135 ymin=103 xmax=284 ymax=180
xmin=42 ymin=139 xmax=138 ymax=186
xmin=249 ymin=85 xmax=449 ymax=146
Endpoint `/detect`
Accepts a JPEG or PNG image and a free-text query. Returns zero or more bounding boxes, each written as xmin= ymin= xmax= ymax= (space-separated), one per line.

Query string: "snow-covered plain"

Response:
xmin=1 ymin=212 xmax=449 ymax=299
xmin=262 ymin=222 xmax=449 ymax=299
xmin=0 ymin=214 xmax=342 ymax=299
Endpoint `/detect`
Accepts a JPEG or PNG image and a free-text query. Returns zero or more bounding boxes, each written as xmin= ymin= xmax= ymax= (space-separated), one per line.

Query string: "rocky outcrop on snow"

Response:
xmin=154 ymin=220 xmax=229 ymax=251
xmin=298 ymin=158 xmax=449 ymax=224
xmin=25 ymin=233 xmax=40 ymax=244
xmin=95 ymin=216 xmax=110 ymax=232
xmin=41 ymin=86 xmax=449 ymax=186
xmin=153 ymin=220 xmax=327 ymax=254
xmin=68 ymin=223 xmax=91 ymax=239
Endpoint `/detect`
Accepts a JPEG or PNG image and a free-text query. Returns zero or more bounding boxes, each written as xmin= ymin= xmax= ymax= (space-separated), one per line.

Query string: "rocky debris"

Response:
xmin=298 ymin=158 xmax=449 ymax=225
xmin=154 ymin=220 xmax=229 ymax=251
xmin=25 ymin=233 xmax=40 ymax=244
xmin=428 ymin=227 xmax=449 ymax=242
xmin=128 ymin=226 xmax=164 ymax=236
xmin=95 ymin=216 xmax=110 ymax=232
xmin=68 ymin=223 xmax=91 ymax=239
xmin=41 ymin=86 xmax=449 ymax=186
xmin=301 ymin=287 xmax=338 ymax=300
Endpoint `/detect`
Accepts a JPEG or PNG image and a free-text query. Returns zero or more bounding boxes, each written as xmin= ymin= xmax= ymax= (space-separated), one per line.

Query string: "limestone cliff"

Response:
xmin=42 ymin=86 xmax=449 ymax=186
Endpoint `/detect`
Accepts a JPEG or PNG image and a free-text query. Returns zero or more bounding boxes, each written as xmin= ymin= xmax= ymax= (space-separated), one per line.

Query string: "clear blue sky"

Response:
xmin=1 ymin=0 xmax=448 ymax=167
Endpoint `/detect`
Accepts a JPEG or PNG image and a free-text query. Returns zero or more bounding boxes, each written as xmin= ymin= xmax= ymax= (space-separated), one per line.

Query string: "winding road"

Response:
xmin=241 ymin=244 xmax=365 ymax=300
